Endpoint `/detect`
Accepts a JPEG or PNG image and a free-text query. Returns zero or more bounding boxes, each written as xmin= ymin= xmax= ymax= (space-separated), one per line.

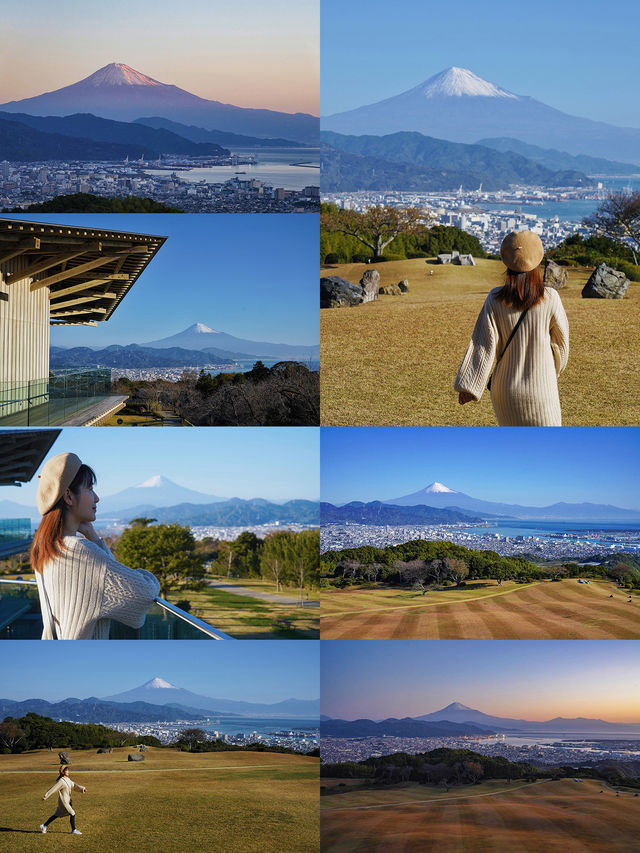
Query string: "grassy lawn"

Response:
xmin=321 ymin=778 xmax=640 ymax=853
xmin=0 ymin=748 xmax=319 ymax=853
xmin=320 ymin=578 xmax=640 ymax=640
xmin=102 ymin=414 xmax=165 ymax=426
xmin=166 ymin=584 xmax=320 ymax=639
xmin=320 ymin=258 xmax=640 ymax=426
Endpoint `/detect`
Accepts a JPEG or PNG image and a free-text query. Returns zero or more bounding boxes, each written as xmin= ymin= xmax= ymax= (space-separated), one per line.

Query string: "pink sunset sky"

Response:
xmin=0 ymin=0 xmax=319 ymax=115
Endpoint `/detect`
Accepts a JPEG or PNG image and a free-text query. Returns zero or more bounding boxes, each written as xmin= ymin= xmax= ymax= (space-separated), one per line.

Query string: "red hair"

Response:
xmin=495 ymin=266 xmax=545 ymax=311
xmin=30 ymin=464 xmax=96 ymax=574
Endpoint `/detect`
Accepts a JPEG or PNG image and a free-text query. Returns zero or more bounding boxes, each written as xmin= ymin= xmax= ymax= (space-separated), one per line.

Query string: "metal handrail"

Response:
xmin=0 ymin=579 xmax=234 ymax=639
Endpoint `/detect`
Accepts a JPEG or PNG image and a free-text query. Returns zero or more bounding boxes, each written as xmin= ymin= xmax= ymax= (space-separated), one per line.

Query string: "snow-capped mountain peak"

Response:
xmin=142 ymin=677 xmax=177 ymax=689
xmin=442 ymin=701 xmax=474 ymax=711
xmin=135 ymin=475 xmax=170 ymax=489
xmin=192 ymin=322 xmax=219 ymax=334
xmin=80 ymin=63 xmax=165 ymax=88
xmin=424 ymin=482 xmax=457 ymax=494
xmin=418 ymin=67 xmax=518 ymax=99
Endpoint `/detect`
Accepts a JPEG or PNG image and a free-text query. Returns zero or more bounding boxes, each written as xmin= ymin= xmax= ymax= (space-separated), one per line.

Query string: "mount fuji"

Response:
xmin=144 ymin=323 xmax=320 ymax=362
xmin=386 ymin=482 xmax=640 ymax=521
xmin=96 ymin=475 xmax=225 ymax=516
xmin=323 ymin=66 xmax=640 ymax=163
xmin=0 ymin=63 xmax=318 ymax=144
xmin=102 ymin=676 xmax=320 ymax=718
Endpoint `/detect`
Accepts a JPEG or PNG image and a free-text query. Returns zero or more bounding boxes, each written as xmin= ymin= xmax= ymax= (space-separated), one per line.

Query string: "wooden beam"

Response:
xmin=49 ymin=279 xmax=112 ymax=299
xmin=5 ymin=243 xmax=102 ymax=285
xmin=49 ymin=306 xmax=108 ymax=317
xmin=30 ymin=255 xmax=122 ymax=291
xmin=50 ymin=293 xmax=117 ymax=310
xmin=50 ymin=321 xmax=98 ymax=327
xmin=116 ymin=245 xmax=148 ymax=255
xmin=0 ymin=237 xmax=40 ymax=265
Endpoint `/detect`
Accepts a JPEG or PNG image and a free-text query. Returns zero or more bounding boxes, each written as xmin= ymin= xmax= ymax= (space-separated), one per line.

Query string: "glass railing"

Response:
xmin=0 ymin=519 xmax=32 ymax=560
xmin=0 ymin=368 xmax=113 ymax=425
xmin=0 ymin=579 xmax=235 ymax=640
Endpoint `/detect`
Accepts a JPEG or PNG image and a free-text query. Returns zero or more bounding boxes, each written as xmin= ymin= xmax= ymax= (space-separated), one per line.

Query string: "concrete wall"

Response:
xmin=0 ymin=257 xmax=50 ymax=417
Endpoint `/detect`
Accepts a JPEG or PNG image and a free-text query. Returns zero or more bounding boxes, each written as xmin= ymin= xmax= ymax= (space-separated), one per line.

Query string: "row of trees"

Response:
xmin=113 ymin=361 xmax=319 ymax=426
xmin=320 ymin=203 xmax=485 ymax=263
xmin=173 ymin=728 xmax=317 ymax=756
xmin=321 ymin=540 xmax=640 ymax=590
xmin=548 ymin=233 xmax=640 ymax=281
xmin=2 ymin=193 xmax=181 ymax=213
xmin=0 ymin=713 xmax=160 ymax=753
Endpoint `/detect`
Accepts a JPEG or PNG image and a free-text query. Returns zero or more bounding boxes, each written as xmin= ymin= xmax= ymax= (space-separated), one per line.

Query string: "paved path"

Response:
xmin=208 ymin=581 xmax=320 ymax=608
xmin=158 ymin=409 xmax=183 ymax=426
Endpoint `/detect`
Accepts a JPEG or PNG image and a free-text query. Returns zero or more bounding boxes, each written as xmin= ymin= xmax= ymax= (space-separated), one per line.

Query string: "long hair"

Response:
xmin=495 ymin=266 xmax=545 ymax=311
xmin=57 ymin=765 xmax=69 ymax=779
xmin=31 ymin=464 xmax=97 ymax=574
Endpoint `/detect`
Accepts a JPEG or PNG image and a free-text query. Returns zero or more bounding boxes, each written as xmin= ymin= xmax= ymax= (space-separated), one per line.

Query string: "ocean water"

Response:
xmin=195 ymin=716 xmax=318 ymax=738
xmin=458 ymin=521 xmax=640 ymax=543
xmin=500 ymin=733 xmax=640 ymax=747
xmin=146 ymin=147 xmax=320 ymax=191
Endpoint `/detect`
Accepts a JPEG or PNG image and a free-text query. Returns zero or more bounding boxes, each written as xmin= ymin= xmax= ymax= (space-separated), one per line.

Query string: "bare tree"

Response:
xmin=322 ymin=205 xmax=431 ymax=259
xmin=583 ymin=192 xmax=640 ymax=264
xmin=0 ymin=721 xmax=25 ymax=752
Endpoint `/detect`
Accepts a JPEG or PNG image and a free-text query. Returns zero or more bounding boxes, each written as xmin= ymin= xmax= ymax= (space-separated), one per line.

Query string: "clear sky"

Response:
xmin=321 ymin=0 xmax=640 ymax=128
xmin=1 ymin=0 xmax=319 ymax=115
xmin=321 ymin=427 xmax=640 ymax=509
xmin=2 ymin=640 xmax=319 ymax=703
xmin=0 ymin=214 xmax=319 ymax=348
xmin=1 ymin=427 xmax=319 ymax=504
xmin=321 ymin=641 xmax=640 ymax=723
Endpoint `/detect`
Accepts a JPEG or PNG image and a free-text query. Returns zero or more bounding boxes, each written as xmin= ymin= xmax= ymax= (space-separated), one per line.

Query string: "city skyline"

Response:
xmin=1 ymin=640 xmax=319 ymax=703
xmin=321 ymin=0 xmax=639 ymax=128
xmin=1 ymin=1 xmax=319 ymax=115
xmin=0 ymin=427 xmax=320 ymax=505
xmin=321 ymin=428 xmax=640 ymax=509
xmin=321 ymin=641 xmax=640 ymax=723
xmin=0 ymin=214 xmax=319 ymax=348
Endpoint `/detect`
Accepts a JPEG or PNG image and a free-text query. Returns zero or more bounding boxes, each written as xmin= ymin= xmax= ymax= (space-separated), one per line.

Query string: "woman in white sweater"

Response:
xmin=31 ymin=452 xmax=160 ymax=640
xmin=454 ymin=230 xmax=569 ymax=426
xmin=40 ymin=765 xmax=86 ymax=835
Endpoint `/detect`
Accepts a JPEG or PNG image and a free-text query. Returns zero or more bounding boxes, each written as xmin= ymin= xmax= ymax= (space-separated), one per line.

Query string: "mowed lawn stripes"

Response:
xmin=321 ymin=581 xmax=640 ymax=639
xmin=320 ymin=780 xmax=640 ymax=853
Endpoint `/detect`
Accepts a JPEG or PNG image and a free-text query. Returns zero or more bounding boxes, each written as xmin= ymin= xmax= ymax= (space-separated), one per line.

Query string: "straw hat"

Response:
xmin=500 ymin=230 xmax=544 ymax=273
xmin=36 ymin=453 xmax=82 ymax=515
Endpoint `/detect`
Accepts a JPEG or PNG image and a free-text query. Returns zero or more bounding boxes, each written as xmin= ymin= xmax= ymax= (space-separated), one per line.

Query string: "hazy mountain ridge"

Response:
xmin=477 ymin=136 xmax=640 ymax=176
xmin=135 ymin=116 xmax=305 ymax=148
xmin=320 ymin=500 xmax=483 ymax=525
xmin=321 ymin=717 xmax=496 ymax=737
xmin=50 ymin=344 xmax=245 ymax=369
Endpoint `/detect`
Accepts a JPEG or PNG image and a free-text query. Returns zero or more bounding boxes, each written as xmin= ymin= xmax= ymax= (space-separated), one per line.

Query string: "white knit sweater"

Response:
xmin=35 ymin=535 xmax=160 ymax=640
xmin=454 ymin=286 xmax=569 ymax=426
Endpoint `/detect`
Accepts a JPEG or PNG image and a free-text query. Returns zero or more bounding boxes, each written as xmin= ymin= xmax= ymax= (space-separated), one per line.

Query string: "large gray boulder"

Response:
xmin=97 ymin=748 xmax=110 ymax=754
xmin=582 ymin=263 xmax=629 ymax=299
xmin=544 ymin=259 xmax=568 ymax=290
xmin=128 ymin=753 xmax=145 ymax=762
xmin=359 ymin=269 xmax=380 ymax=302
xmin=379 ymin=282 xmax=402 ymax=295
xmin=58 ymin=752 xmax=71 ymax=764
xmin=320 ymin=276 xmax=364 ymax=308
xmin=398 ymin=279 xmax=410 ymax=292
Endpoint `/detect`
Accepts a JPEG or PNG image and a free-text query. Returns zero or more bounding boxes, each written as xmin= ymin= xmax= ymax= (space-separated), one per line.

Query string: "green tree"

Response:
xmin=116 ymin=523 xmax=204 ymax=599
xmin=291 ymin=529 xmax=320 ymax=601
xmin=322 ymin=205 xmax=430 ymax=260
xmin=583 ymin=191 xmax=640 ymax=264
xmin=260 ymin=530 xmax=295 ymax=591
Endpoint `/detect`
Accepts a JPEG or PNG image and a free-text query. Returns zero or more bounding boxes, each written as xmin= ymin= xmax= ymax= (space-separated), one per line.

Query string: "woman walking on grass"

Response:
xmin=454 ymin=230 xmax=569 ymax=426
xmin=40 ymin=766 xmax=86 ymax=835
xmin=32 ymin=452 xmax=160 ymax=639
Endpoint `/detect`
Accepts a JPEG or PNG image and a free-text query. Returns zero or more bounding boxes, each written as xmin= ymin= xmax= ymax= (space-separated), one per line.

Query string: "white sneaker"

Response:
xmin=40 ymin=824 xmax=47 ymax=833
xmin=71 ymin=829 xmax=82 ymax=835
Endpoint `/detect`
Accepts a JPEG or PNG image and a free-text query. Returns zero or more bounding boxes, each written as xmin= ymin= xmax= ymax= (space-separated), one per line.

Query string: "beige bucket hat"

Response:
xmin=500 ymin=230 xmax=544 ymax=273
xmin=36 ymin=452 xmax=83 ymax=515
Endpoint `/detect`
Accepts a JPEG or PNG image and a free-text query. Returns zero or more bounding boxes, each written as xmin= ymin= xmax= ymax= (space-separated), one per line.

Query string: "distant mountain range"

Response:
xmin=142 ymin=323 xmax=320 ymax=362
xmin=321 ymin=717 xmax=495 ymax=738
xmin=320 ymin=500 xmax=483 ymax=525
xmin=123 ymin=498 xmax=320 ymax=527
xmin=0 ymin=677 xmax=320 ymax=722
xmin=102 ymin=677 xmax=319 ymax=718
xmin=50 ymin=345 xmax=244 ymax=369
xmin=386 ymin=482 xmax=640 ymax=522
xmin=477 ymin=137 xmax=640 ymax=176
xmin=0 ymin=110 xmax=228 ymax=161
xmin=325 ymin=701 xmax=640 ymax=734
xmin=96 ymin=475 xmax=224 ymax=516
xmin=0 ymin=63 xmax=318 ymax=144
xmin=321 ymin=130 xmax=591 ymax=192
xmin=323 ymin=66 xmax=640 ymax=164
xmin=135 ymin=116 xmax=304 ymax=148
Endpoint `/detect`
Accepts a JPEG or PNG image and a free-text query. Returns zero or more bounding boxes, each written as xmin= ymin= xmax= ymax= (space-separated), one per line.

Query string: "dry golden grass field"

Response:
xmin=320 ymin=578 xmax=640 ymax=640
xmin=320 ymin=778 xmax=640 ymax=853
xmin=320 ymin=258 xmax=639 ymax=426
xmin=0 ymin=747 xmax=319 ymax=853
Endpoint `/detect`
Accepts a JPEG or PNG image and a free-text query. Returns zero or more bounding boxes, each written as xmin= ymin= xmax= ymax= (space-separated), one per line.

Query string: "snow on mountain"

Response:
xmin=323 ymin=66 xmax=640 ymax=163
xmin=424 ymin=482 xmax=457 ymax=494
xmin=141 ymin=677 xmax=177 ymax=689
xmin=144 ymin=323 xmax=320 ymax=361
xmin=416 ymin=67 xmax=517 ymax=99
xmin=97 ymin=475 xmax=225 ymax=516
xmin=79 ymin=63 xmax=165 ymax=88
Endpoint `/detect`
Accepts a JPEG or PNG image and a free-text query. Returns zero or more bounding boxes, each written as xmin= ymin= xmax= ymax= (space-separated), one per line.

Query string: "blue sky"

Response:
xmin=321 ymin=427 xmax=640 ymax=508
xmin=2 ymin=641 xmax=319 ymax=703
xmin=321 ymin=641 xmax=640 ymax=722
xmin=0 ymin=214 xmax=318 ymax=347
xmin=321 ymin=0 xmax=640 ymax=128
xmin=1 ymin=427 xmax=319 ymax=504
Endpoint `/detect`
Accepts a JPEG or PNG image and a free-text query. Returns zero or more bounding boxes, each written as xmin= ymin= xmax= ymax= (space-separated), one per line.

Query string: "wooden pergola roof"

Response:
xmin=0 ymin=218 xmax=166 ymax=326
xmin=0 ymin=429 xmax=61 ymax=486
